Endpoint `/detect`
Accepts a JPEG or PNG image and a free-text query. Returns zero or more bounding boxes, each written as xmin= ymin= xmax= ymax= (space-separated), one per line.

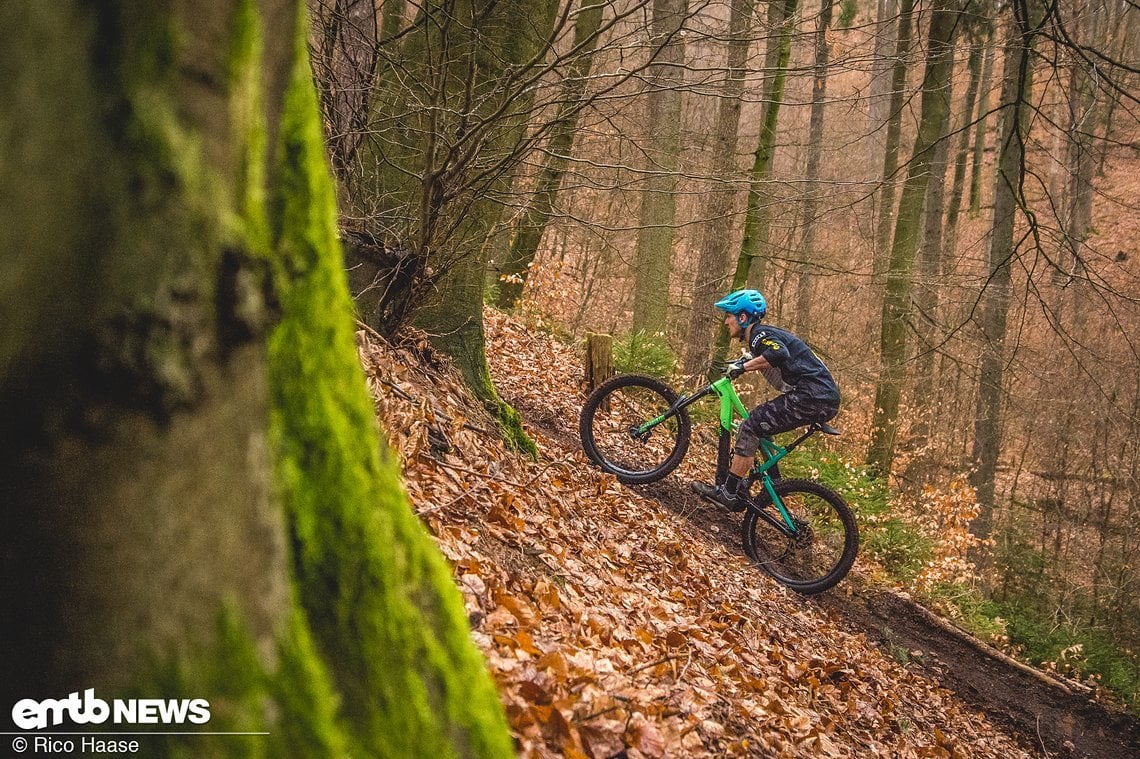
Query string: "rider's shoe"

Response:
xmin=691 ymin=481 xmax=746 ymax=512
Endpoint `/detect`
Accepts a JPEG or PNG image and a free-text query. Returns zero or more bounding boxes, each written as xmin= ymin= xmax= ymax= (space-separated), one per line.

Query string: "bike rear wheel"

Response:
xmin=741 ymin=478 xmax=858 ymax=595
xmin=579 ymin=374 xmax=691 ymax=484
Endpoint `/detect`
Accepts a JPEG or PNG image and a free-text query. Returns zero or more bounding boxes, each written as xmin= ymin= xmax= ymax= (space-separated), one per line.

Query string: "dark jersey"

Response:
xmin=747 ymin=324 xmax=839 ymax=404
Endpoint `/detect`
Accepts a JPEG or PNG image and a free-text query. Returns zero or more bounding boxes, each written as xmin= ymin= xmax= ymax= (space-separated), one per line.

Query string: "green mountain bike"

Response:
xmin=579 ymin=365 xmax=858 ymax=594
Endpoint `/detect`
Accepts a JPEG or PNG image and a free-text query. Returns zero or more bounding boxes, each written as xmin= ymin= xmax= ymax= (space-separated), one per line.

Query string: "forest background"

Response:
xmin=311 ymin=0 xmax=1140 ymax=713
xmin=5 ymin=0 xmax=1138 ymax=754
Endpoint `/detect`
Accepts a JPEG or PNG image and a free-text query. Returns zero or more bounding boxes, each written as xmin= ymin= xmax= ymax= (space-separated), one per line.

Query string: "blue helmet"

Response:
xmin=715 ymin=289 xmax=767 ymax=323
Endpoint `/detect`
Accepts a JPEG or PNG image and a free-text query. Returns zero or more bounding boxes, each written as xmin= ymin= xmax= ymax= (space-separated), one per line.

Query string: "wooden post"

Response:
xmin=584 ymin=333 xmax=614 ymax=391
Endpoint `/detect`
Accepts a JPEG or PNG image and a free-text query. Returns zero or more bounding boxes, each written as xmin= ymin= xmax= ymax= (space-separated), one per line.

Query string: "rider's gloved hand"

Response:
xmin=727 ymin=358 xmax=747 ymax=379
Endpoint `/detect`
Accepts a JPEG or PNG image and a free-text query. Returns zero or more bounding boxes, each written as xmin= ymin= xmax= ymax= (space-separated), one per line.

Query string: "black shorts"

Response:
xmin=734 ymin=393 xmax=839 ymax=458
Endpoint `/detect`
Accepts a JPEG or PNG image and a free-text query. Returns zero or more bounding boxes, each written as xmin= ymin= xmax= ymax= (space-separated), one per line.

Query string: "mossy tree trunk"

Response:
xmin=871 ymin=0 xmax=916 ymax=279
xmin=364 ymin=0 xmax=560 ymax=455
xmin=792 ymin=0 xmax=835 ymax=342
xmin=737 ymin=0 xmax=798 ymax=293
xmin=866 ymin=0 xmax=959 ymax=473
xmin=909 ymin=47 xmax=957 ymax=458
xmin=711 ymin=0 xmax=798 ymax=368
xmin=631 ymin=0 xmax=689 ymax=332
xmin=0 ymin=1 xmax=513 ymax=756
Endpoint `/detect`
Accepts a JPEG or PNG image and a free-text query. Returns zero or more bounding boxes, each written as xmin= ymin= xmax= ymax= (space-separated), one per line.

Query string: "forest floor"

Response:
xmin=358 ymin=308 xmax=1140 ymax=758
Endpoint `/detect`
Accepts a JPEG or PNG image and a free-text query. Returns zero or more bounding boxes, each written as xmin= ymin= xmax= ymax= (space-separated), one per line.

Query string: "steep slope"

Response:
xmin=360 ymin=310 xmax=1059 ymax=757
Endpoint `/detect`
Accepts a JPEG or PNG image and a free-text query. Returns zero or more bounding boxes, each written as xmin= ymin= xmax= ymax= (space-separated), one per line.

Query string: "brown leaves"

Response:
xmin=357 ymin=314 xmax=1033 ymax=758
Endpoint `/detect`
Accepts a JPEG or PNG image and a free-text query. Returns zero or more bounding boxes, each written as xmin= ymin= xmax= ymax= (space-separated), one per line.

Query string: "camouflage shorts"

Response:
xmin=734 ymin=393 xmax=839 ymax=458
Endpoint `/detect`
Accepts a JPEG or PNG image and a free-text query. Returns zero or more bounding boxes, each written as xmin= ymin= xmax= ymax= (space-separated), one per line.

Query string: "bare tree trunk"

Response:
xmin=793 ymin=0 xmax=836 ymax=342
xmin=682 ymin=0 xmax=758 ymax=377
xmin=494 ymin=0 xmax=606 ymax=308
xmin=872 ymin=0 xmax=917 ymax=279
xmin=971 ymin=11 xmax=1035 ymax=541
xmin=969 ymin=38 xmax=996 ymax=215
xmin=944 ymin=37 xmax=984 ymax=264
xmin=1059 ymin=4 xmax=1101 ymax=284
xmin=1096 ymin=1 xmax=1138 ymax=176
xmin=866 ymin=0 xmax=958 ymax=473
xmin=867 ymin=0 xmax=899 ymax=171
xmin=632 ymin=0 xmax=689 ymax=331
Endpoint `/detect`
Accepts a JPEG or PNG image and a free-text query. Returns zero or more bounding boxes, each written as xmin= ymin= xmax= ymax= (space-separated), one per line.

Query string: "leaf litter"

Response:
xmin=356 ymin=309 xmax=1033 ymax=758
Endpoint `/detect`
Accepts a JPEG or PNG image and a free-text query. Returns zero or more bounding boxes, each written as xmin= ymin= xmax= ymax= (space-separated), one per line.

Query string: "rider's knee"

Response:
xmin=734 ymin=422 xmax=763 ymax=458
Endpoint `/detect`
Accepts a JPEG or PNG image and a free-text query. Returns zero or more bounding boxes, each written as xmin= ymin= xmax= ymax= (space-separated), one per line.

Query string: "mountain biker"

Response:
xmin=691 ymin=289 xmax=840 ymax=511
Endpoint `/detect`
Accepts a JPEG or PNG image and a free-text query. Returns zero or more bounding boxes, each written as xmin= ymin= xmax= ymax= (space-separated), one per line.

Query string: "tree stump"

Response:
xmin=584 ymin=333 xmax=614 ymax=391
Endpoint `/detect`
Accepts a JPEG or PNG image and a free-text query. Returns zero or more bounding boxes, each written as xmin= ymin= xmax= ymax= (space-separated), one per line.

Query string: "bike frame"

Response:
xmin=637 ymin=376 xmax=823 ymax=538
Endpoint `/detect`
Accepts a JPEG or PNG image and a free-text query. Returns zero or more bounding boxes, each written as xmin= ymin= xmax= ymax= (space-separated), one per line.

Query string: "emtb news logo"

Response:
xmin=11 ymin=689 xmax=211 ymax=730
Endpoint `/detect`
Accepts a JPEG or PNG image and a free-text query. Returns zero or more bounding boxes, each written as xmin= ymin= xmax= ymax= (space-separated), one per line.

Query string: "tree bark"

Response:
xmin=872 ymin=0 xmax=917 ymax=279
xmin=970 ymin=11 xmax=1035 ymax=541
xmin=866 ymin=0 xmax=959 ymax=473
xmin=969 ymin=39 xmax=996 ymax=215
xmin=909 ymin=46 xmax=958 ymax=454
xmin=709 ymin=0 xmax=799 ymax=369
xmin=793 ymin=0 xmax=836 ymax=342
xmin=0 ymin=1 xmax=513 ymax=755
xmin=943 ymin=37 xmax=984 ymax=265
xmin=681 ymin=0 xmax=758 ymax=378
xmin=585 ymin=332 xmax=615 ymax=390
xmin=631 ymin=0 xmax=688 ymax=332
xmin=397 ymin=0 xmax=561 ymax=455
xmin=738 ymin=0 xmax=800 ymax=294
xmin=1060 ymin=5 xmax=1100 ymax=285
xmin=867 ymin=0 xmax=899 ymax=171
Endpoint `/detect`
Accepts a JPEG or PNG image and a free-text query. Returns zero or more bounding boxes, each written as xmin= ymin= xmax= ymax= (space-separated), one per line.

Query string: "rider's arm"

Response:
xmin=741 ymin=355 xmax=772 ymax=373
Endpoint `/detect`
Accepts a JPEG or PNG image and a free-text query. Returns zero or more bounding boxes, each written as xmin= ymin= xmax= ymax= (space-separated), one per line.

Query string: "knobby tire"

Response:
xmin=742 ymin=478 xmax=858 ymax=595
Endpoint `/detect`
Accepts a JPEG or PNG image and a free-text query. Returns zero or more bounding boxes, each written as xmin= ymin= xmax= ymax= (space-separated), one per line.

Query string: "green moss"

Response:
xmin=226 ymin=0 xmax=270 ymax=256
xmin=131 ymin=607 xmax=349 ymax=759
xmin=490 ymin=390 xmax=539 ymax=459
xmin=262 ymin=3 xmax=513 ymax=756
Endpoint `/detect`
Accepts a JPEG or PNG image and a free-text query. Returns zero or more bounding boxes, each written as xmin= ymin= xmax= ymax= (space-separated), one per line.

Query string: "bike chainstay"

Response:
xmin=741 ymin=474 xmax=801 ymax=535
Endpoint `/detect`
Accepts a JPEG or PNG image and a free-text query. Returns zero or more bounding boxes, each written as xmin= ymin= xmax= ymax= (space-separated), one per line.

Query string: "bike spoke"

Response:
xmin=744 ymin=479 xmax=857 ymax=594
xmin=586 ymin=382 xmax=682 ymax=478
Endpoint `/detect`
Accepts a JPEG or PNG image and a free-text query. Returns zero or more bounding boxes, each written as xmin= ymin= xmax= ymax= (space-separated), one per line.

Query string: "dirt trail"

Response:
xmin=637 ymin=474 xmax=1140 ymax=759
xmin=819 ymin=589 xmax=1140 ymax=759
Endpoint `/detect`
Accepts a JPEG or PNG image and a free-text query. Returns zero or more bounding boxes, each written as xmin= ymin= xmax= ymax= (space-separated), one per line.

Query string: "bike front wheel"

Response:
xmin=579 ymin=374 xmax=691 ymax=484
xmin=741 ymin=478 xmax=858 ymax=595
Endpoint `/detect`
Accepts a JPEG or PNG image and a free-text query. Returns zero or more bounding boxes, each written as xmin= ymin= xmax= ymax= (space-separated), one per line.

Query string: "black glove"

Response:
xmin=727 ymin=359 xmax=747 ymax=379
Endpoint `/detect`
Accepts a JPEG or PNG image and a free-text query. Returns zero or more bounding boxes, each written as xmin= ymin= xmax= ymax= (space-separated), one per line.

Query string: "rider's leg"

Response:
xmin=761 ymin=395 xmax=839 ymax=479
xmin=739 ymin=393 xmax=820 ymax=481
xmin=693 ymin=448 xmax=752 ymax=509
xmin=725 ymin=454 xmax=750 ymax=491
